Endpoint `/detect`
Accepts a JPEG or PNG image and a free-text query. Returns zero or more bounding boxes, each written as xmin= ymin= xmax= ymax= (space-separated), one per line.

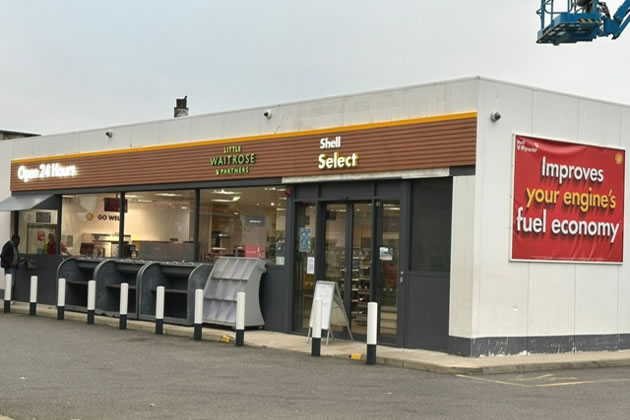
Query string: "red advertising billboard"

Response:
xmin=512 ymin=135 xmax=625 ymax=263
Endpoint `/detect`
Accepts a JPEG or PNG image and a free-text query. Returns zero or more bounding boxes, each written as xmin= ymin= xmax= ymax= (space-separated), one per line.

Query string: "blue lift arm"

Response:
xmin=537 ymin=0 xmax=630 ymax=44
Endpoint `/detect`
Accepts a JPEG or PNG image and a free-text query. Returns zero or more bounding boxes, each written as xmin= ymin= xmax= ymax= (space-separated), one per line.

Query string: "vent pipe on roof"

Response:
xmin=174 ymin=96 xmax=188 ymax=118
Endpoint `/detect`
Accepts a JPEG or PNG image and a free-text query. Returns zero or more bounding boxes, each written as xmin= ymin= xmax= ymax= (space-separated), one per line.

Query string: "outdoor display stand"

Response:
xmin=138 ymin=262 xmax=212 ymax=326
xmin=202 ymin=257 xmax=266 ymax=328
xmin=93 ymin=259 xmax=146 ymax=318
xmin=56 ymin=257 xmax=103 ymax=313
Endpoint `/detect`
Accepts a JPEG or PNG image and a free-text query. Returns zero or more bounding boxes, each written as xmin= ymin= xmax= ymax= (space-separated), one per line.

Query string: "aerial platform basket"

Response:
xmin=537 ymin=11 xmax=603 ymax=44
xmin=537 ymin=0 xmax=630 ymax=44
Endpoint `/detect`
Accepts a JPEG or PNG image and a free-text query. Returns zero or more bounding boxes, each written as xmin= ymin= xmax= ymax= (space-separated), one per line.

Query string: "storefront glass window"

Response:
xmin=123 ymin=190 xmax=196 ymax=261
xmin=18 ymin=209 xmax=59 ymax=255
xmin=61 ymin=193 xmax=123 ymax=257
xmin=199 ymin=187 xmax=287 ymax=264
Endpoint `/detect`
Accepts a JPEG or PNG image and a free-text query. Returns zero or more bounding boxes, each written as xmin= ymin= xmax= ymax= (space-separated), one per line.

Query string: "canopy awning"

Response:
xmin=0 ymin=194 xmax=55 ymax=211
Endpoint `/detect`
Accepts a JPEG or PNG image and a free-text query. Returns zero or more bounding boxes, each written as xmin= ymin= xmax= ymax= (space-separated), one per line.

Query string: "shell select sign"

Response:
xmin=511 ymin=135 xmax=625 ymax=263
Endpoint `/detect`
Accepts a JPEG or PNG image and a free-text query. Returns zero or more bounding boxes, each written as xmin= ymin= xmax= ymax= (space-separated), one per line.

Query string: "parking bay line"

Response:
xmin=457 ymin=374 xmax=630 ymax=388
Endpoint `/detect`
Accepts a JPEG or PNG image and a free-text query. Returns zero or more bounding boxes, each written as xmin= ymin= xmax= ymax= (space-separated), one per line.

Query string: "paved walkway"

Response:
xmin=5 ymin=302 xmax=630 ymax=375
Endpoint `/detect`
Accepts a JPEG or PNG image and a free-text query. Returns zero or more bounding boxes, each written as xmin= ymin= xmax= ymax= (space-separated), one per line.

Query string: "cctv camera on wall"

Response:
xmin=105 ymin=130 xmax=113 ymax=138
xmin=490 ymin=112 xmax=501 ymax=122
xmin=263 ymin=110 xmax=272 ymax=119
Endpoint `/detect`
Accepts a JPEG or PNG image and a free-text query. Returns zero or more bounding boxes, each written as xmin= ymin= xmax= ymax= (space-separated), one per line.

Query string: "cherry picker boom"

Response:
xmin=537 ymin=0 xmax=630 ymax=44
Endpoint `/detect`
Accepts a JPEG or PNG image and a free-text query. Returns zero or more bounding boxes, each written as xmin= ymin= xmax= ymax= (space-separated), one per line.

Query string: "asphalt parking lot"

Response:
xmin=2 ymin=313 xmax=630 ymax=420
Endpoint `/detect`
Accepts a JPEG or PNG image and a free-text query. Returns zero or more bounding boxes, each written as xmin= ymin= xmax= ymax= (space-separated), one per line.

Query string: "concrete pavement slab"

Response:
xmin=6 ymin=302 xmax=630 ymax=375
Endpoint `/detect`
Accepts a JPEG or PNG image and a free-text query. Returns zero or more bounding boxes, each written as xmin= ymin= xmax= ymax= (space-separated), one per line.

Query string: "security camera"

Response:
xmin=490 ymin=112 xmax=501 ymax=123
xmin=263 ymin=109 xmax=272 ymax=119
xmin=105 ymin=130 xmax=113 ymax=138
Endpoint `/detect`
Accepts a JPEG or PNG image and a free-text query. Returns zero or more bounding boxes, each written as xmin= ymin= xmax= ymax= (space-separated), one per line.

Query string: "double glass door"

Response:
xmin=295 ymin=200 xmax=400 ymax=343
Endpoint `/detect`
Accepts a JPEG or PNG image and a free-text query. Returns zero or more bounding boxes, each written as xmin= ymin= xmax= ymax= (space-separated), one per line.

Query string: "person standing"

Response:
xmin=1 ymin=234 xmax=21 ymax=289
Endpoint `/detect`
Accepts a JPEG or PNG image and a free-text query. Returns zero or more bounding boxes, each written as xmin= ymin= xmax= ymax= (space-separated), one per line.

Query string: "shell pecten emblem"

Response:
xmin=615 ymin=152 xmax=623 ymax=165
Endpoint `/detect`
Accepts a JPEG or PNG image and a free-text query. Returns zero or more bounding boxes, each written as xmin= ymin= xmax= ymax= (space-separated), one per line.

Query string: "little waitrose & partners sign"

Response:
xmin=511 ymin=135 xmax=625 ymax=263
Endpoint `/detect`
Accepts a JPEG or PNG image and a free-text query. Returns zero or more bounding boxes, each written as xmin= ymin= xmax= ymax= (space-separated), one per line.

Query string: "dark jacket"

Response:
xmin=1 ymin=241 xmax=17 ymax=269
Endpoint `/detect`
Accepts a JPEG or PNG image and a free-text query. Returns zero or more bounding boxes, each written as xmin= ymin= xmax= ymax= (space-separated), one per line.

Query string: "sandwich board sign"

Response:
xmin=307 ymin=280 xmax=353 ymax=344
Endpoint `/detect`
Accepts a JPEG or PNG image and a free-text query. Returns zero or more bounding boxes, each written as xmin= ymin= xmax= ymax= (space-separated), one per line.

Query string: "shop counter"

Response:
xmin=138 ymin=262 xmax=212 ymax=326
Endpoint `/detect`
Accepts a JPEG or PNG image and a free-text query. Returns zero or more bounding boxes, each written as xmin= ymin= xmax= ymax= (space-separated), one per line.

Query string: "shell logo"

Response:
xmin=86 ymin=212 xmax=94 ymax=221
xmin=615 ymin=153 xmax=623 ymax=165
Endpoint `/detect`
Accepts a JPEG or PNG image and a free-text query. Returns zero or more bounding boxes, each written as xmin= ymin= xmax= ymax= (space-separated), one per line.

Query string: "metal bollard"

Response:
xmin=367 ymin=302 xmax=378 ymax=365
xmin=3 ymin=273 xmax=11 ymax=313
xmin=193 ymin=289 xmax=203 ymax=341
xmin=57 ymin=278 xmax=66 ymax=320
xmin=155 ymin=286 xmax=165 ymax=335
xmin=235 ymin=292 xmax=245 ymax=347
xmin=87 ymin=280 xmax=96 ymax=324
xmin=29 ymin=275 xmax=38 ymax=316
xmin=119 ymin=283 xmax=128 ymax=330
xmin=311 ymin=298 xmax=322 ymax=357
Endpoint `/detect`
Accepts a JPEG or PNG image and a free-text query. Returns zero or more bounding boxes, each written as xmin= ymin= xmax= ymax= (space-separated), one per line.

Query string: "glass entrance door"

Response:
xmin=375 ymin=201 xmax=400 ymax=342
xmin=350 ymin=203 xmax=373 ymax=335
xmin=294 ymin=203 xmax=317 ymax=330
xmin=323 ymin=202 xmax=373 ymax=336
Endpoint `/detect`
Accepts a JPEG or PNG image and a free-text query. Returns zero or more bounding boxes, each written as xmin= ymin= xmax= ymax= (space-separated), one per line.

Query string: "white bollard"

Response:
xmin=29 ymin=275 xmax=38 ymax=316
xmin=87 ymin=280 xmax=96 ymax=324
xmin=57 ymin=278 xmax=66 ymax=320
xmin=367 ymin=302 xmax=378 ymax=365
xmin=3 ymin=273 xmax=12 ymax=313
xmin=235 ymin=291 xmax=245 ymax=346
xmin=119 ymin=283 xmax=129 ymax=330
xmin=155 ymin=286 xmax=165 ymax=335
xmin=194 ymin=289 xmax=203 ymax=341
xmin=311 ymin=298 xmax=322 ymax=357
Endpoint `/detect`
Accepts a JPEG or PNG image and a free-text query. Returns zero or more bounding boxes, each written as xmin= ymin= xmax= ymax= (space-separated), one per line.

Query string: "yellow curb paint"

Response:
xmin=350 ymin=353 xmax=362 ymax=360
xmin=221 ymin=335 xmax=232 ymax=343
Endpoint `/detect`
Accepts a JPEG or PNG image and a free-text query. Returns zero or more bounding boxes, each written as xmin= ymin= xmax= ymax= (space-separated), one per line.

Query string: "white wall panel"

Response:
xmin=0 ymin=142 xmax=12 ymax=291
xmin=578 ymin=99 xmax=622 ymax=146
xmin=130 ymin=122 xmax=161 ymax=148
xmin=390 ymin=84 xmax=446 ymax=121
xmin=531 ymin=91 xmax=579 ymax=140
xmin=449 ymin=175 xmax=475 ymax=338
xmin=618 ymin=107 xmax=630 ymax=333
xmin=474 ymin=80 xmax=533 ymax=337
xmin=575 ymin=265 xmax=618 ymax=335
xmin=527 ymin=263 xmax=575 ymax=336
xmin=189 ymin=114 xmax=225 ymax=142
xmin=342 ymin=91 xmax=393 ymax=126
xmin=445 ymin=79 xmax=478 ymax=114
xmin=222 ymin=109 xmax=262 ymax=139
xmin=159 ymin=117 xmax=192 ymax=145
xmin=258 ymin=104 xmax=301 ymax=135
xmin=11 ymin=137 xmax=35 ymax=159
xmin=298 ymin=98 xmax=345 ymax=131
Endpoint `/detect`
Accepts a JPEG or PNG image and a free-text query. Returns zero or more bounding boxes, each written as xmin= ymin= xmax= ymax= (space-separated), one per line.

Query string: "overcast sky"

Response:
xmin=2 ymin=1 xmax=630 ymax=135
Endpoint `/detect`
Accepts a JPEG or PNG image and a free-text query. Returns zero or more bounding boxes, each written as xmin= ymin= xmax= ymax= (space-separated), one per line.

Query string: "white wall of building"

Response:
xmin=1 ymin=77 xmax=481 ymax=323
xmin=472 ymin=78 xmax=630 ymax=340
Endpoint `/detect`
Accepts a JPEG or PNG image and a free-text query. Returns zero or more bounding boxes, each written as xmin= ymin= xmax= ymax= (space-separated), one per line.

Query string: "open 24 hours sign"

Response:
xmin=511 ymin=135 xmax=625 ymax=263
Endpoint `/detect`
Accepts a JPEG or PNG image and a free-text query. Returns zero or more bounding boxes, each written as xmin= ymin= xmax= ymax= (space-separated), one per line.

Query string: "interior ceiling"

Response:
xmin=64 ymin=187 xmax=288 ymax=209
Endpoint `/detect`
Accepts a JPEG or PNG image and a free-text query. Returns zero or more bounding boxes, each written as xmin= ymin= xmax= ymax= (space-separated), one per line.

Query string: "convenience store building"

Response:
xmin=1 ymin=77 xmax=629 ymax=357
